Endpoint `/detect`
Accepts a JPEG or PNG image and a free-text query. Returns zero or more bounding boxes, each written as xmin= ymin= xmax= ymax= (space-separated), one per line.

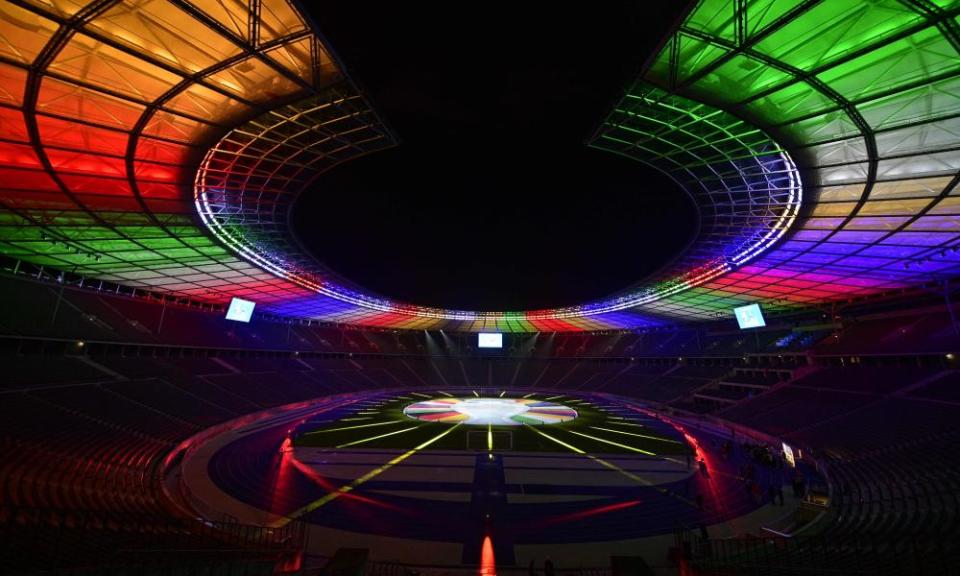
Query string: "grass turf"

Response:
xmin=293 ymin=392 xmax=691 ymax=456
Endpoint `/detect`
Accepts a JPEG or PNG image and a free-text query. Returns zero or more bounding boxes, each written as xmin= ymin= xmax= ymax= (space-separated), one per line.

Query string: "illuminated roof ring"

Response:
xmin=195 ymin=81 xmax=802 ymax=322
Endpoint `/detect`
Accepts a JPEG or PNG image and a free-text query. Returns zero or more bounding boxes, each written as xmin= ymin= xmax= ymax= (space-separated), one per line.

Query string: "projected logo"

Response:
xmin=403 ymin=398 xmax=577 ymax=426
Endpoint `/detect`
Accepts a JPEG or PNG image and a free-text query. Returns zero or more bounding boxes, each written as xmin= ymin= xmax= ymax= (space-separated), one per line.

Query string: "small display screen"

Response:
xmin=478 ymin=333 xmax=503 ymax=348
xmin=225 ymin=297 xmax=256 ymax=322
xmin=734 ymin=303 xmax=766 ymax=329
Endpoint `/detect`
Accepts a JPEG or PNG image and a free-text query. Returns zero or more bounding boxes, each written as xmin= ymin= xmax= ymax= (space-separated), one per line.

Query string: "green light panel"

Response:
xmin=607 ymin=0 xmax=960 ymax=320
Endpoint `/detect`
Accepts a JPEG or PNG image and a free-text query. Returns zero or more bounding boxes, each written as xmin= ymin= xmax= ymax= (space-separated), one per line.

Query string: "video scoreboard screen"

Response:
xmin=478 ymin=333 xmax=503 ymax=349
xmin=734 ymin=303 xmax=766 ymax=329
xmin=225 ymin=297 xmax=256 ymax=323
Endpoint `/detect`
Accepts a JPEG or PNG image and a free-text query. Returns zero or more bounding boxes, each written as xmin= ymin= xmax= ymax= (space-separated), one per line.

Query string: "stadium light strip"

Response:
xmin=729 ymin=152 xmax=802 ymax=265
xmin=280 ymin=423 xmax=464 ymax=525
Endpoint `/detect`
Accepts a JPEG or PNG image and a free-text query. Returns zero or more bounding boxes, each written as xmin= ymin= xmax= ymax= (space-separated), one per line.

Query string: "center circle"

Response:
xmin=403 ymin=397 xmax=577 ymax=426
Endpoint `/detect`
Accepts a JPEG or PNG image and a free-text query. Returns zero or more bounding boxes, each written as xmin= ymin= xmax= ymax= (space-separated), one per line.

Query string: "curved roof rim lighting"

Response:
xmin=194 ymin=83 xmax=803 ymax=321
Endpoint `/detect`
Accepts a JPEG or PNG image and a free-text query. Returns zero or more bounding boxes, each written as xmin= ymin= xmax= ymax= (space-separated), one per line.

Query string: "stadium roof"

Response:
xmin=1 ymin=0 xmax=959 ymax=331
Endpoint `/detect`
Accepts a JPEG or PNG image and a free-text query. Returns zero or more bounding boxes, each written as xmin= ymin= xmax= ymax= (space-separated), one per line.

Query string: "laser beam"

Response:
xmin=589 ymin=426 xmax=684 ymax=444
xmin=335 ymin=425 xmax=421 ymax=448
xmin=303 ymin=420 xmax=406 ymax=435
xmin=279 ymin=423 xmax=463 ymax=525
xmin=565 ymin=429 xmax=656 ymax=455
xmin=523 ymin=425 xmax=694 ymax=505
xmin=524 ymin=424 xmax=584 ymax=454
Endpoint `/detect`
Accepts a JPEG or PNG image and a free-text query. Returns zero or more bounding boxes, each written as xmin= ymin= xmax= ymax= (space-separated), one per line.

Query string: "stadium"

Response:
xmin=1 ymin=1 xmax=959 ymax=574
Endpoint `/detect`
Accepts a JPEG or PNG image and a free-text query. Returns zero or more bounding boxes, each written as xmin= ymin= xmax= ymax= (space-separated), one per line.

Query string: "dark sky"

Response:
xmin=292 ymin=2 xmax=697 ymax=311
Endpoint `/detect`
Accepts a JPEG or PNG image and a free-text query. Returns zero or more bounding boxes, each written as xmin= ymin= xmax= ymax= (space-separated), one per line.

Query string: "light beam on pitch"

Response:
xmin=335 ymin=425 xmax=421 ymax=448
xmin=277 ymin=423 xmax=464 ymax=525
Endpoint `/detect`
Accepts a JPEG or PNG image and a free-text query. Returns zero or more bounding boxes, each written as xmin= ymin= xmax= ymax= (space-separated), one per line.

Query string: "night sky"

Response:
xmin=291 ymin=2 xmax=697 ymax=311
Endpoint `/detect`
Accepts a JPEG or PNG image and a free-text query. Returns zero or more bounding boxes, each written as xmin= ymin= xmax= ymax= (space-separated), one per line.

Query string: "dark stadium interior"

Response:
xmin=3 ymin=1 xmax=960 ymax=576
